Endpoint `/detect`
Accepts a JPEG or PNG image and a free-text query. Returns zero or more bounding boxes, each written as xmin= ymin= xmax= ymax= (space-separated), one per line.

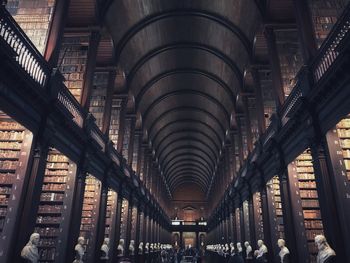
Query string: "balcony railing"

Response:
xmin=0 ymin=7 xmax=49 ymax=88
xmin=312 ymin=4 xmax=350 ymax=83
xmin=57 ymin=84 xmax=84 ymax=128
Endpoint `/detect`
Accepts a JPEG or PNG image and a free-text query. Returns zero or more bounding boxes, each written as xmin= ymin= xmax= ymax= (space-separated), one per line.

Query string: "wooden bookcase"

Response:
xmin=122 ymin=119 xmax=132 ymax=162
xmin=89 ymin=72 xmax=108 ymax=131
xmin=104 ymin=189 xmax=118 ymax=260
xmin=271 ymin=176 xmax=285 ymax=239
xmin=130 ymin=206 xmax=138 ymax=242
xmin=35 ymin=148 xmax=77 ymax=262
xmin=242 ymin=200 xmax=250 ymax=242
xmin=131 ymin=134 xmax=140 ymax=172
xmin=79 ymin=174 xmax=101 ymax=263
xmin=119 ymin=199 xmax=129 ymax=241
xmin=138 ymin=212 xmax=144 ymax=243
xmin=335 ymin=116 xmax=350 ymax=181
xmin=275 ymin=30 xmax=303 ymax=97
xmin=0 ymin=112 xmax=33 ymax=262
xmin=253 ymin=192 xmax=264 ymax=241
xmin=288 ymin=149 xmax=325 ymax=263
xmin=6 ymin=0 xmax=56 ymax=54
xmin=307 ymin=0 xmax=348 ymax=47
xmin=59 ymin=35 xmax=90 ymax=103
xmin=109 ymin=98 xmax=123 ymax=149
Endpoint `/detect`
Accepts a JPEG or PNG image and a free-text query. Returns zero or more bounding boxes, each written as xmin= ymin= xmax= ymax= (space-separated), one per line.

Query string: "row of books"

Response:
xmin=0 ymin=161 xmax=18 ymax=170
xmin=0 ymin=131 xmax=25 ymax=140
xmin=295 ymin=150 xmax=324 ymax=263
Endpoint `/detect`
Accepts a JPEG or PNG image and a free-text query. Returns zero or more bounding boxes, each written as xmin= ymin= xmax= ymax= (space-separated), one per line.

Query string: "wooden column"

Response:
xmin=292 ymin=0 xmax=317 ymax=63
xmin=101 ymin=70 xmax=116 ymax=136
xmin=81 ymin=31 xmax=101 ymax=110
xmin=260 ymin=185 xmax=275 ymax=260
xmin=248 ymin=195 xmax=257 ymax=247
xmin=112 ymin=194 xmax=123 ymax=261
xmin=239 ymin=205 xmax=245 ymax=242
xmin=125 ymin=196 xmax=133 ymax=256
xmin=135 ymin=205 xmax=142 ymax=255
xmin=94 ymin=182 xmax=108 ymax=261
xmin=66 ymin=166 xmax=87 ymax=262
xmin=44 ymin=0 xmax=71 ymax=67
xmin=264 ymin=27 xmax=285 ymax=108
xmin=15 ymin=138 xmax=49 ymax=262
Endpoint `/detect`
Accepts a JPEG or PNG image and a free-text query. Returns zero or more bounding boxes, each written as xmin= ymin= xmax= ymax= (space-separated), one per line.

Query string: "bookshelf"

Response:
xmin=308 ymin=0 xmax=348 ymax=47
xmin=132 ymin=134 xmax=140 ymax=172
xmin=122 ymin=119 xmax=132 ymax=162
xmin=104 ymin=189 xmax=117 ymax=258
xmin=6 ymin=0 xmax=56 ymax=54
xmin=59 ymin=35 xmax=90 ymax=103
xmin=271 ymin=176 xmax=285 ymax=239
xmin=275 ymin=30 xmax=303 ymax=97
xmin=120 ymin=199 xmax=129 ymax=241
xmin=139 ymin=212 xmax=144 ymax=242
xmin=35 ymin=149 xmax=77 ymax=262
xmin=242 ymin=200 xmax=250 ymax=242
xmin=79 ymin=175 xmax=101 ymax=263
xmin=130 ymin=206 xmax=138 ymax=242
xmin=109 ymin=98 xmax=123 ymax=149
xmin=89 ymin=72 xmax=108 ymax=130
xmin=0 ymin=112 xmax=33 ymax=261
xmin=253 ymin=192 xmax=264 ymax=240
xmin=295 ymin=150 xmax=324 ymax=262
xmin=336 ymin=116 xmax=350 ymax=181
xmin=235 ymin=208 xmax=241 ymax=242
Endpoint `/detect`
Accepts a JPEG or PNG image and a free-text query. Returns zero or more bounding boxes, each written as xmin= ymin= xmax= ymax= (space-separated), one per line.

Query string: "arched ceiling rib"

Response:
xmin=104 ymin=0 xmax=261 ymax=195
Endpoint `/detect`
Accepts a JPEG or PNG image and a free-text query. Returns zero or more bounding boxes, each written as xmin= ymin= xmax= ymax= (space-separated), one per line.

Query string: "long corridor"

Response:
xmin=0 ymin=0 xmax=350 ymax=262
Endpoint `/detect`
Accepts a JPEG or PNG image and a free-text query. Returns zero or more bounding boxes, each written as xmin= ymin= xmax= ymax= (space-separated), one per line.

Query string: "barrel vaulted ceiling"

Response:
xmin=103 ymin=0 xmax=261 ymax=197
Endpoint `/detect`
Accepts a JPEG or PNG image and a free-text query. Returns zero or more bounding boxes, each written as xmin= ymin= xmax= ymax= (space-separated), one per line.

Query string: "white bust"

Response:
xmin=100 ymin=238 xmax=110 ymax=260
xmin=117 ymin=239 xmax=125 ymax=257
xmin=278 ymin=239 xmax=290 ymax=262
xmin=315 ymin=235 xmax=336 ymax=263
xmin=129 ymin=240 xmax=135 ymax=255
xmin=150 ymin=243 xmax=154 ymax=252
xmin=244 ymin=241 xmax=253 ymax=258
xmin=257 ymin=240 xmax=268 ymax=258
xmin=21 ymin=233 xmax=40 ymax=263
xmin=73 ymin=236 xmax=85 ymax=263
xmin=237 ymin=242 xmax=243 ymax=253
xmin=230 ymin=242 xmax=235 ymax=254
xmin=138 ymin=242 xmax=144 ymax=255
xmin=145 ymin=242 xmax=150 ymax=254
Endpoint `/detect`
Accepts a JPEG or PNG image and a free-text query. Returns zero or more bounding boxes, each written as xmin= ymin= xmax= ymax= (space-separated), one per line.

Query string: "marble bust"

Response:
xmin=256 ymin=240 xmax=268 ymax=262
xmin=73 ymin=236 xmax=85 ymax=263
xmin=244 ymin=241 xmax=253 ymax=259
xmin=138 ymin=242 xmax=144 ymax=255
xmin=21 ymin=233 xmax=40 ymax=263
xmin=100 ymin=237 xmax=110 ymax=260
xmin=145 ymin=242 xmax=150 ymax=254
xmin=117 ymin=239 xmax=125 ymax=257
xmin=129 ymin=240 xmax=135 ymax=256
xmin=278 ymin=239 xmax=290 ymax=263
xmin=315 ymin=235 xmax=336 ymax=263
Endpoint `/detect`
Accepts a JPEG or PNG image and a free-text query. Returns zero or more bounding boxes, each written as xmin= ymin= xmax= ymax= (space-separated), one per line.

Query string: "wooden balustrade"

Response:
xmin=0 ymin=7 xmax=49 ymax=88
xmin=312 ymin=4 xmax=350 ymax=83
